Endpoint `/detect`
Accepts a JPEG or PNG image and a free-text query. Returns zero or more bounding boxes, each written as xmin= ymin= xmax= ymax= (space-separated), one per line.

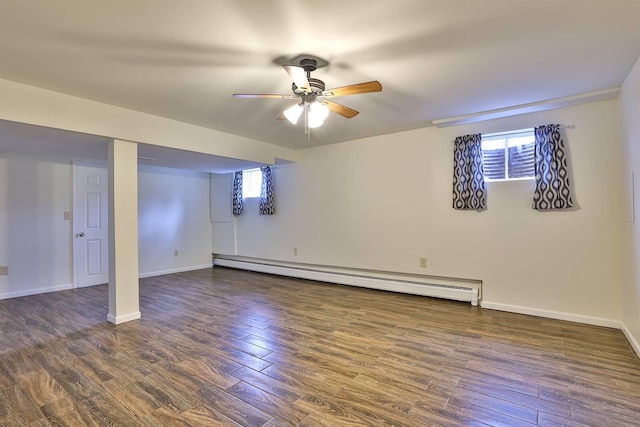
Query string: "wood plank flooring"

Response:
xmin=1 ymin=267 xmax=639 ymax=426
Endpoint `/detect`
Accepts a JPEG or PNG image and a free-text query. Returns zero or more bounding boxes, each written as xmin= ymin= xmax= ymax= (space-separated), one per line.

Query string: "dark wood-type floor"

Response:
xmin=1 ymin=267 xmax=639 ymax=426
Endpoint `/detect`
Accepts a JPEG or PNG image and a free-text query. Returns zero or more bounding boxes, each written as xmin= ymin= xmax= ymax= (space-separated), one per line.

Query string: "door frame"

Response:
xmin=72 ymin=161 xmax=109 ymax=288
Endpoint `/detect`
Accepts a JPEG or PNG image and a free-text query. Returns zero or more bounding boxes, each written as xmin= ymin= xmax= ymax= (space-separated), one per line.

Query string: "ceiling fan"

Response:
xmin=233 ymin=55 xmax=382 ymax=139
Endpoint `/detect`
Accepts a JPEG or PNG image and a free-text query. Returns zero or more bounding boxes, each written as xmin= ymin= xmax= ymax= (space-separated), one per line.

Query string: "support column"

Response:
xmin=107 ymin=139 xmax=141 ymax=324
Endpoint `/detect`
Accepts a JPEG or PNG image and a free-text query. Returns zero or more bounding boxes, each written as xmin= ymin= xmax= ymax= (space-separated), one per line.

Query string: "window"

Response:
xmin=481 ymin=129 xmax=535 ymax=181
xmin=242 ymin=168 xmax=262 ymax=198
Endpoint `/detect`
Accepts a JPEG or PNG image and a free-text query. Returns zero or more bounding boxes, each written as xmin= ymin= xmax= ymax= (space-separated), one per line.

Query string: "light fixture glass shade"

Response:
xmin=308 ymin=115 xmax=324 ymax=128
xmin=309 ymin=101 xmax=329 ymax=121
xmin=283 ymin=103 xmax=303 ymax=124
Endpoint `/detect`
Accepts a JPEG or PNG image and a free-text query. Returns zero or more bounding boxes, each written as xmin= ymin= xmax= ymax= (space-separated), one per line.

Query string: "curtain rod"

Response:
xmin=482 ymin=124 xmax=575 ymax=138
xmin=452 ymin=125 xmax=576 ymax=142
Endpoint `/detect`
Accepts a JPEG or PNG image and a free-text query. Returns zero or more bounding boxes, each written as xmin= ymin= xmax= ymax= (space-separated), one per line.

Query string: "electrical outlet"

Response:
xmin=174 ymin=250 xmax=179 ymax=257
xmin=419 ymin=257 xmax=427 ymax=268
xmin=0 ymin=266 xmax=8 ymax=275
xmin=64 ymin=211 xmax=72 ymax=220
xmin=293 ymin=248 xmax=298 ymax=256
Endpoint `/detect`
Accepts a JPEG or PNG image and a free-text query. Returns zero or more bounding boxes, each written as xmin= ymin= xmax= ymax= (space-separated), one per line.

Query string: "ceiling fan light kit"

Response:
xmin=233 ymin=54 xmax=382 ymax=142
xmin=283 ymin=103 xmax=303 ymax=125
xmin=309 ymin=101 xmax=329 ymax=120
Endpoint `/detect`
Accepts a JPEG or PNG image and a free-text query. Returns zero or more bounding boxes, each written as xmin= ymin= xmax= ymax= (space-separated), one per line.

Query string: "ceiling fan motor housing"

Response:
xmin=292 ymin=78 xmax=325 ymax=96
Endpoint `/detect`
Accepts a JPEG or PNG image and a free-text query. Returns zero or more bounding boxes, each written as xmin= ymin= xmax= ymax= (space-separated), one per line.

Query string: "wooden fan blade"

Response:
xmin=283 ymin=65 xmax=310 ymax=90
xmin=233 ymin=93 xmax=296 ymax=99
xmin=321 ymin=81 xmax=382 ymax=98
xmin=325 ymin=100 xmax=359 ymax=118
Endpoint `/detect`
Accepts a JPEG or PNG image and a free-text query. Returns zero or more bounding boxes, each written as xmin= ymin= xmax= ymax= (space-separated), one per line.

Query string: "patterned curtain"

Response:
xmin=532 ymin=124 xmax=573 ymax=210
xmin=232 ymin=171 xmax=243 ymax=216
xmin=452 ymin=134 xmax=487 ymax=211
xmin=259 ymin=166 xmax=275 ymax=215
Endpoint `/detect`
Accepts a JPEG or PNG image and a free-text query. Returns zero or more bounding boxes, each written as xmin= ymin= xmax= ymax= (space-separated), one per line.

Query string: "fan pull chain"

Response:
xmin=304 ymin=102 xmax=311 ymax=144
xmin=306 ymin=67 xmax=313 ymax=146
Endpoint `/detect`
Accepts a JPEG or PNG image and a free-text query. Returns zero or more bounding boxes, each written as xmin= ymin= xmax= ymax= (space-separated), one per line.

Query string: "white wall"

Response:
xmin=0 ymin=152 xmax=73 ymax=298
xmin=138 ymin=165 xmax=212 ymax=277
xmin=214 ymin=100 xmax=624 ymax=325
xmin=210 ymin=173 xmax=235 ymax=255
xmin=0 ymin=152 xmax=212 ymax=299
xmin=620 ymin=55 xmax=640 ymax=354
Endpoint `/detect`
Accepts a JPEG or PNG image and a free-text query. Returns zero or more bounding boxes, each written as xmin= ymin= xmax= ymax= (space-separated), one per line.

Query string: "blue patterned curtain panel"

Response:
xmin=452 ymin=134 xmax=487 ymax=211
xmin=259 ymin=166 xmax=275 ymax=215
xmin=532 ymin=124 xmax=573 ymax=210
xmin=232 ymin=171 xmax=243 ymax=216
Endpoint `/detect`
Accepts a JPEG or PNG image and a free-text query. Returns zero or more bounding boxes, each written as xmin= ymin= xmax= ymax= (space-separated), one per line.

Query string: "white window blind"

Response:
xmin=481 ymin=129 xmax=535 ymax=181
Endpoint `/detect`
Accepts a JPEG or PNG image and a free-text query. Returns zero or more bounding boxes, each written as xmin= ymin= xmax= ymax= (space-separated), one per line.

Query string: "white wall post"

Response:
xmin=107 ymin=139 xmax=141 ymax=324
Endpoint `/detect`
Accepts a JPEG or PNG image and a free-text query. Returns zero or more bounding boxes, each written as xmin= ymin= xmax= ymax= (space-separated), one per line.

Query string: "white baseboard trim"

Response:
xmin=107 ymin=311 xmax=141 ymax=324
xmin=481 ymin=301 xmax=621 ymax=329
xmin=0 ymin=264 xmax=213 ymax=300
xmin=621 ymin=322 xmax=640 ymax=358
xmin=138 ymin=264 xmax=212 ymax=279
xmin=0 ymin=283 xmax=74 ymax=300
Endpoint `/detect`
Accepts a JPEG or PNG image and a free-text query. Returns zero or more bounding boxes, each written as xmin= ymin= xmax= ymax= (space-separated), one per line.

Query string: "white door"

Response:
xmin=74 ymin=165 xmax=109 ymax=288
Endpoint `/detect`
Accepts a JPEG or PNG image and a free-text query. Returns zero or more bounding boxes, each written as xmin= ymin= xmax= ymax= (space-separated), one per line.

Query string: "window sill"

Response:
xmin=485 ymin=177 xmax=535 ymax=183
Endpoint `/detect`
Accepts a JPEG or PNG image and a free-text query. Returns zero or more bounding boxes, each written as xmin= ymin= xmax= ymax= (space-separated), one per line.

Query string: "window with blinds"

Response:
xmin=481 ymin=129 xmax=535 ymax=181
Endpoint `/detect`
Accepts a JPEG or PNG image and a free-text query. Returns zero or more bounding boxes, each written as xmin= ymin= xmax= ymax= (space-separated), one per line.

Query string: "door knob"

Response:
xmin=77 ymin=232 xmax=85 ymax=237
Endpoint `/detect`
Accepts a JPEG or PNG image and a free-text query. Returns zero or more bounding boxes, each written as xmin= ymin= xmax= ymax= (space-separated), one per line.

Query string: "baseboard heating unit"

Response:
xmin=213 ymin=255 xmax=481 ymax=306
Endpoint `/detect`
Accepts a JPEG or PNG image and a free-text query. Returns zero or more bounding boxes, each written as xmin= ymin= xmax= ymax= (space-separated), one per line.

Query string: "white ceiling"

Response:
xmin=0 ymin=0 xmax=639 ymax=159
